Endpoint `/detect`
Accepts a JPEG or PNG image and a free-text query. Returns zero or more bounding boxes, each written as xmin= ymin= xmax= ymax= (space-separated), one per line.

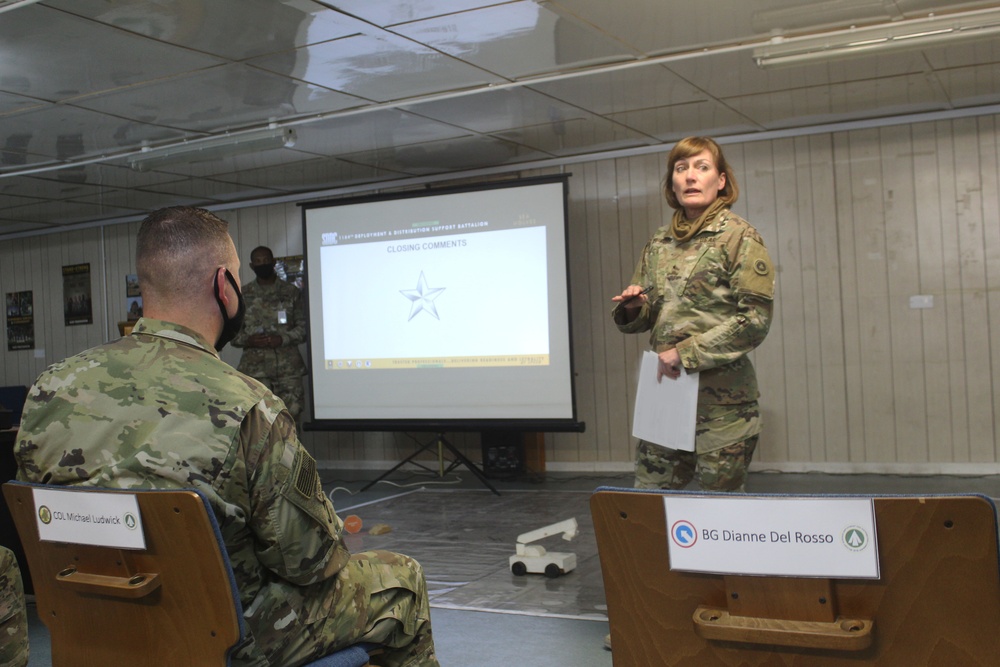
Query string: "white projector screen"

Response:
xmin=301 ymin=176 xmax=583 ymax=432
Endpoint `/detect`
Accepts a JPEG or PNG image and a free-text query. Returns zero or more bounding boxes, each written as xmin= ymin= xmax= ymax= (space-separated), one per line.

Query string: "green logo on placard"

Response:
xmin=38 ymin=505 xmax=52 ymax=524
xmin=124 ymin=512 xmax=138 ymax=530
xmin=842 ymin=526 xmax=869 ymax=552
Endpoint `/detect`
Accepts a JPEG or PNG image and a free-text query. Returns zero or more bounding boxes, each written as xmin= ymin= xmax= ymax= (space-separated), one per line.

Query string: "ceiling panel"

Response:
xmin=248 ymin=31 xmax=502 ymax=102
xmin=292 ymin=108 xmax=474 ymax=156
xmin=402 ymin=87 xmax=590 ymax=135
xmin=492 ymin=115 xmax=656 ymax=156
xmin=935 ymin=64 xmax=1000 ymax=107
xmin=2 ymin=105 xmax=186 ymax=166
xmin=606 ymin=102 xmax=760 ymax=143
xmin=318 ymin=0 xmax=504 ymax=27
xmin=663 ymin=49 xmax=928 ymax=101
xmin=0 ymin=173 xmax=113 ymax=202
xmin=0 ymin=6 xmax=224 ymax=101
xmin=341 ymin=134 xmax=550 ymax=174
xmin=116 ymin=143 xmax=313 ymax=180
xmin=72 ymin=64 xmax=364 ymax=133
xmin=0 ymin=197 xmax=137 ymax=226
xmin=392 ymin=1 xmax=635 ymax=78
xmin=68 ymin=187 xmax=207 ymax=215
xmin=0 ymin=0 xmax=999 ymax=236
xmin=0 ymin=91 xmax=43 ymax=118
xmin=725 ymin=73 xmax=953 ymax=129
xmin=43 ymin=0 xmax=367 ymax=60
xmin=212 ymin=156 xmax=400 ymax=192
xmin=527 ymin=65 xmax=705 ymax=116
xmin=923 ymin=34 xmax=1000 ymax=69
xmin=129 ymin=175 xmax=295 ymax=206
xmin=545 ymin=0 xmax=762 ymax=54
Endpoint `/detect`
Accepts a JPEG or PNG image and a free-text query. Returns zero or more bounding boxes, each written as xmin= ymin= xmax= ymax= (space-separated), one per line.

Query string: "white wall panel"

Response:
xmin=5 ymin=117 xmax=1000 ymax=473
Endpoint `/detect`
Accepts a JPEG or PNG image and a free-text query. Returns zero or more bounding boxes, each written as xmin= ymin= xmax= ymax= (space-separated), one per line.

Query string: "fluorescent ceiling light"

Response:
xmin=754 ymin=9 xmax=1000 ymax=69
xmin=0 ymin=0 xmax=44 ymax=14
xmin=128 ymin=127 xmax=297 ymax=172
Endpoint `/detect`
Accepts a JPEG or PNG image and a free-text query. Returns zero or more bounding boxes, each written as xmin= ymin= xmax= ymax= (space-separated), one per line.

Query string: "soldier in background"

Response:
xmin=232 ymin=246 xmax=307 ymax=421
xmin=612 ymin=136 xmax=775 ymax=494
xmin=15 ymin=207 xmax=438 ymax=667
xmin=0 ymin=546 xmax=28 ymax=667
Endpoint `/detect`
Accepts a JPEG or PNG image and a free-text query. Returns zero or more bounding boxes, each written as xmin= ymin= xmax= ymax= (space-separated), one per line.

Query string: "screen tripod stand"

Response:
xmin=360 ymin=432 xmax=500 ymax=496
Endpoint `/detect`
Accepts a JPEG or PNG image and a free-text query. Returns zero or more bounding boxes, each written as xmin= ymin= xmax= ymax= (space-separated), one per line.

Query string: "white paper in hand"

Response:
xmin=631 ymin=350 xmax=699 ymax=451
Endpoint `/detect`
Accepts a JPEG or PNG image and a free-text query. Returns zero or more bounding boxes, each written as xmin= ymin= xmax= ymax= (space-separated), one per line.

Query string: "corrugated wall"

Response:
xmin=3 ymin=117 xmax=1000 ymax=473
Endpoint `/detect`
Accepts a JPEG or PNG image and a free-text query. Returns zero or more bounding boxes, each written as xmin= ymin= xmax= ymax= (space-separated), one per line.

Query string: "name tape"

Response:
xmin=32 ymin=487 xmax=146 ymax=550
xmin=664 ymin=495 xmax=879 ymax=579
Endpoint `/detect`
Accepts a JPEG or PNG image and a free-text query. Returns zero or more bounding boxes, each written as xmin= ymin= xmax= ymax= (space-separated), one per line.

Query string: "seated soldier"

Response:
xmin=15 ymin=207 xmax=438 ymax=667
xmin=0 ymin=546 xmax=28 ymax=667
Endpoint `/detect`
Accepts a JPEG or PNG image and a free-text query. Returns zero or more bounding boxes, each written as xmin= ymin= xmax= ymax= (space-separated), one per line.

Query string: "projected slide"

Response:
xmin=320 ymin=225 xmax=548 ymax=369
xmin=302 ymin=177 xmax=580 ymax=429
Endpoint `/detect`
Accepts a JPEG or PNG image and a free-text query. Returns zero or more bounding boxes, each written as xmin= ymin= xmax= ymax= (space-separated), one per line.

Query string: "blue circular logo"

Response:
xmin=671 ymin=520 xmax=697 ymax=548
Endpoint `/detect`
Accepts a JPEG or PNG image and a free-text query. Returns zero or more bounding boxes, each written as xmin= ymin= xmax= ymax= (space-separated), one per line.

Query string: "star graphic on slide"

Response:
xmin=400 ymin=271 xmax=446 ymax=321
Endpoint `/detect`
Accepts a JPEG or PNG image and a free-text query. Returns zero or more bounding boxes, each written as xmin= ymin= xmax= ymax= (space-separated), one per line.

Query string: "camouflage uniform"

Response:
xmin=15 ymin=318 xmax=437 ymax=667
xmin=0 ymin=546 xmax=28 ymax=667
xmin=615 ymin=208 xmax=774 ymax=492
xmin=232 ymin=279 xmax=307 ymax=420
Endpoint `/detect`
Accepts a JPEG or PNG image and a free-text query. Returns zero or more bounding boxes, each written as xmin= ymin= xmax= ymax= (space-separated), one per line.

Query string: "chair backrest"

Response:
xmin=3 ymin=481 xmax=243 ymax=666
xmin=591 ymin=487 xmax=1000 ymax=666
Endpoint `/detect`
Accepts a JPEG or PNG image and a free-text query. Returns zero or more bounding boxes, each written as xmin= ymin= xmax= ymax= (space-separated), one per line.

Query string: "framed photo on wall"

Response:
xmin=5 ymin=290 xmax=34 ymax=351
xmin=63 ymin=263 xmax=93 ymax=326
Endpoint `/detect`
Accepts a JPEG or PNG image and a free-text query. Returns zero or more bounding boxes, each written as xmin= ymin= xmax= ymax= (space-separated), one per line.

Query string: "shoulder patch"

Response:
xmin=737 ymin=238 xmax=775 ymax=299
xmin=293 ymin=449 xmax=318 ymax=499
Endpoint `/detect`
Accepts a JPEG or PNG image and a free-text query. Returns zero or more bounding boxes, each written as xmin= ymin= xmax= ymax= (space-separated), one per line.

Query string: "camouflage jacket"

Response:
xmin=615 ymin=208 xmax=774 ymax=405
xmin=14 ymin=318 xmax=349 ymax=666
xmin=232 ymin=279 xmax=307 ymax=380
xmin=0 ymin=546 xmax=27 ymax=667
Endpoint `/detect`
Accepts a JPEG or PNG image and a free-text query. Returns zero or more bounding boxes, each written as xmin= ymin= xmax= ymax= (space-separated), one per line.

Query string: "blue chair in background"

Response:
xmin=0 ymin=385 xmax=28 ymax=429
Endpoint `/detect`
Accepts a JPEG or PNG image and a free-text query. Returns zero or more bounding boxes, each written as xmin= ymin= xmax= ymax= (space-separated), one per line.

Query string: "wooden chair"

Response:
xmin=3 ymin=481 xmax=374 ymax=667
xmin=591 ymin=486 xmax=1000 ymax=666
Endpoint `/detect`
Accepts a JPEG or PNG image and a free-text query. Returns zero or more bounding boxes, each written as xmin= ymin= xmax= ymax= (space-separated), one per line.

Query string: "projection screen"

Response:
xmin=300 ymin=176 xmax=582 ymax=432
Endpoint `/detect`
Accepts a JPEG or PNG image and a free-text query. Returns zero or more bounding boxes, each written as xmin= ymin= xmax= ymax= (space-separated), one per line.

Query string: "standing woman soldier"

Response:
xmin=612 ymin=136 xmax=775 ymax=493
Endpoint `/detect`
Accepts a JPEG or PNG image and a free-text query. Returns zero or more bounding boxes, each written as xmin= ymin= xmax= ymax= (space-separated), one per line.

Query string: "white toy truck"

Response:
xmin=509 ymin=517 xmax=578 ymax=578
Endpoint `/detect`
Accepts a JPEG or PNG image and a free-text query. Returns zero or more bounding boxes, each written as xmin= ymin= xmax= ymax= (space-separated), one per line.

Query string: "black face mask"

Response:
xmin=213 ymin=269 xmax=246 ymax=352
xmin=251 ymin=263 xmax=276 ymax=280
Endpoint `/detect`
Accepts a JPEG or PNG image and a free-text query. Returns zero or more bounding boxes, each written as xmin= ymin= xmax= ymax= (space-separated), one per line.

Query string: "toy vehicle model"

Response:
xmin=509 ymin=517 xmax=578 ymax=578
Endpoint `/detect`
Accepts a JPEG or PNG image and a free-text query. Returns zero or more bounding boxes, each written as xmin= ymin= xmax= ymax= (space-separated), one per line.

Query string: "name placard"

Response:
xmin=32 ymin=487 xmax=146 ymax=550
xmin=664 ymin=495 xmax=879 ymax=579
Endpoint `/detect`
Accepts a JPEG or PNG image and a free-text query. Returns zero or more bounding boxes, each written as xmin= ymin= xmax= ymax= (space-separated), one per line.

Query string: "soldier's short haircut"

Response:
xmin=663 ymin=136 xmax=740 ymax=210
xmin=136 ymin=206 xmax=233 ymax=302
xmin=250 ymin=245 xmax=274 ymax=261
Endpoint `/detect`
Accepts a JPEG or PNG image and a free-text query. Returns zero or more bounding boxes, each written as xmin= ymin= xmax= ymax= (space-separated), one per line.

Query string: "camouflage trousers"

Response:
xmin=634 ymin=436 xmax=759 ymax=492
xmin=253 ymin=550 xmax=438 ymax=667
xmin=0 ymin=546 xmax=28 ymax=667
